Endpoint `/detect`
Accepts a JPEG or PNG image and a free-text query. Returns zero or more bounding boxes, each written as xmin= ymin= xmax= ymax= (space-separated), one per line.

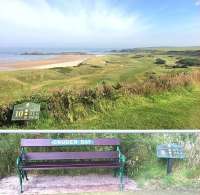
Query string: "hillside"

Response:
xmin=1 ymin=47 xmax=200 ymax=104
xmin=0 ymin=48 xmax=200 ymax=129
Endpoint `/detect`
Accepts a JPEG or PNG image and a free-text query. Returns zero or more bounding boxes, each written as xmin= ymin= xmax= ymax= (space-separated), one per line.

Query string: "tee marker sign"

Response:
xmin=12 ymin=102 xmax=40 ymax=121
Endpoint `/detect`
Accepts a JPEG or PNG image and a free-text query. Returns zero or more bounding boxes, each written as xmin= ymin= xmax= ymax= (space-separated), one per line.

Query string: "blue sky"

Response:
xmin=0 ymin=0 xmax=199 ymax=48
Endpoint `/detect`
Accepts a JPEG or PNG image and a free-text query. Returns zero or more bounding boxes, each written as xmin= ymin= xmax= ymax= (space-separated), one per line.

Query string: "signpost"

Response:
xmin=12 ymin=102 xmax=40 ymax=121
xmin=157 ymin=144 xmax=185 ymax=174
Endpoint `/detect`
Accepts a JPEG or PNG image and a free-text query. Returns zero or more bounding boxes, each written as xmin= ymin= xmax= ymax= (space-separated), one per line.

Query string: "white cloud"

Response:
xmin=195 ymin=0 xmax=200 ymax=6
xmin=0 ymin=0 xmax=198 ymax=48
xmin=0 ymin=0 xmax=149 ymax=48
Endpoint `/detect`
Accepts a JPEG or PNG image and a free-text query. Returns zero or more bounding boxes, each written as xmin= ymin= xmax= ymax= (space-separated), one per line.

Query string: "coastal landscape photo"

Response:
xmin=0 ymin=1 xmax=200 ymax=195
xmin=0 ymin=0 xmax=200 ymax=129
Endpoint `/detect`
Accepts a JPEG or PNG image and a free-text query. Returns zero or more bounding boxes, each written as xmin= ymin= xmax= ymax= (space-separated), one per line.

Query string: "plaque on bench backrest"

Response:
xmin=51 ymin=139 xmax=95 ymax=146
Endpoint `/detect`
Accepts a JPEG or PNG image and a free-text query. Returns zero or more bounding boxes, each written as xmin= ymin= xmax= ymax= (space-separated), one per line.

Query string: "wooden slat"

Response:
xmin=22 ymin=161 xmax=120 ymax=168
xmin=21 ymin=138 xmax=120 ymax=147
xmin=23 ymin=164 xmax=120 ymax=171
xmin=23 ymin=151 xmax=119 ymax=160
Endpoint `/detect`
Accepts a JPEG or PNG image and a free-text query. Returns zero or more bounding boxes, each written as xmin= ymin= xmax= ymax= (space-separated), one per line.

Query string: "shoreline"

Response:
xmin=0 ymin=54 xmax=93 ymax=71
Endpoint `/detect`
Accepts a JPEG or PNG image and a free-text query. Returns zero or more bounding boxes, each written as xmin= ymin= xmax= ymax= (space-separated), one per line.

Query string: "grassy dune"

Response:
xmin=0 ymin=51 xmax=189 ymax=104
xmin=0 ymin=47 xmax=200 ymax=129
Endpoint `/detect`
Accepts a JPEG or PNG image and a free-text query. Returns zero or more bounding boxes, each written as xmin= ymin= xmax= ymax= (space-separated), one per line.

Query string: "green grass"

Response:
xmin=135 ymin=161 xmax=199 ymax=189
xmin=1 ymin=50 xmax=194 ymax=105
xmin=3 ymin=83 xmax=200 ymax=130
xmin=1 ymin=48 xmax=199 ymax=129
xmin=0 ymin=48 xmax=200 ymax=130
xmin=132 ymin=156 xmax=200 ymax=190
xmin=66 ymin=86 xmax=200 ymax=129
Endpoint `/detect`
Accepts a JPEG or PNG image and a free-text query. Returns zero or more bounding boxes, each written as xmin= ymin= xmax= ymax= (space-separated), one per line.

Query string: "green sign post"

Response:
xmin=12 ymin=102 xmax=40 ymax=121
xmin=157 ymin=144 xmax=185 ymax=174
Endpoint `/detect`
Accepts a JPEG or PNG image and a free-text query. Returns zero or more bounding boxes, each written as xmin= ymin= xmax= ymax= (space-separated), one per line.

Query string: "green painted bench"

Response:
xmin=16 ymin=138 xmax=126 ymax=193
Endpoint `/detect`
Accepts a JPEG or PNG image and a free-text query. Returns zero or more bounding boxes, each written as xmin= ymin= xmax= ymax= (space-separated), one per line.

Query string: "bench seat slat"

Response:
xmin=21 ymin=161 xmax=120 ymax=170
xmin=21 ymin=138 xmax=120 ymax=147
xmin=23 ymin=151 xmax=119 ymax=160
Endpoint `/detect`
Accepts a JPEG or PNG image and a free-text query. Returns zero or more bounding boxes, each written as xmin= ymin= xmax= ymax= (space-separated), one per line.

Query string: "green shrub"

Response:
xmin=155 ymin=58 xmax=166 ymax=64
xmin=99 ymin=81 xmax=117 ymax=99
xmin=78 ymin=88 xmax=98 ymax=106
xmin=0 ymin=105 xmax=13 ymax=126
xmin=176 ymin=58 xmax=200 ymax=67
xmin=112 ymin=82 xmax=122 ymax=90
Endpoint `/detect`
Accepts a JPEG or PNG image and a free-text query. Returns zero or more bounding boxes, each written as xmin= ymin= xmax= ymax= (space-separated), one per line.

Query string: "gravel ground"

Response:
xmin=0 ymin=174 xmax=139 ymax=195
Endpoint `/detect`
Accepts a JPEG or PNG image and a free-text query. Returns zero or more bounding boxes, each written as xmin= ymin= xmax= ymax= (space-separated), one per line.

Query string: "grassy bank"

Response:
xmin=0 ymin=48 xmax=200 ymax=129
xmin=70 ymin=87 xmax=200 ymax=129
xmin=1 ymin=71 xmax=200 ymax=129
xmin=1 ymin=48 xmax=199 ymax=105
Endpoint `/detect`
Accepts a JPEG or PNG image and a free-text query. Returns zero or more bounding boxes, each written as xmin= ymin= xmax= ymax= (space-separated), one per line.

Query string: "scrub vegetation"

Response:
xmin=1 ymin=71 xmax=200 ymax=129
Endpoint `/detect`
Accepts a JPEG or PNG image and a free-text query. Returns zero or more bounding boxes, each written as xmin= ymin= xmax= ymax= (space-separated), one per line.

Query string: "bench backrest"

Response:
xmin=20 ymin=139 xmax=120 ymax=161
xmin=23 ymin=151 xmax=119 ymax=160
xmin=21 ymin=138 xmax=120 ymax=147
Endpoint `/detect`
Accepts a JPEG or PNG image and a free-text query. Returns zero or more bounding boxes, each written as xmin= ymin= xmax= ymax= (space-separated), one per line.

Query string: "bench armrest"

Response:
xmin=16 ymin=156 xmax=22 ymax=168
xmin=16 ymin=147 xmax=25 ymax=168
xmin=116 ymin=146 xmax=126 ymax=164
xmin=120 ymin=153 xmax=126 ymax=164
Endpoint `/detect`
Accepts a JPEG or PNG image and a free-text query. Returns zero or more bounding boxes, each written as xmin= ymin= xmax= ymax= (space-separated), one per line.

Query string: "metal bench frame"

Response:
xmin=16 ymin=138 xmax=126 ymax=193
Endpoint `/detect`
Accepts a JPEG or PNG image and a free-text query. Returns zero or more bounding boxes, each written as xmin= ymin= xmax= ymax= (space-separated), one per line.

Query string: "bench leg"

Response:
xmin=119 ymin=166 xmax=124 ymax=191
xmin=20 ymin=173 xmax=23 ymax=193
xmin=17 ymin=169 xmax=23 ymax=193
xmin=113 ymin=168 xmax=119 ymax=177
xmin=24 ymin=170 xmax=29 ymax=181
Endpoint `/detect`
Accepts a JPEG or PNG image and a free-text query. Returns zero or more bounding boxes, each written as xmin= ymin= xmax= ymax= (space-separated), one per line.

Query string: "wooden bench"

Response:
xmin=16 ymin=138 xmax=126 ymax=193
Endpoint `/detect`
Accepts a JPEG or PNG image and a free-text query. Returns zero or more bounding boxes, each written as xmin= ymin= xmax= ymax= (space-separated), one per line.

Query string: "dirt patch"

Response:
xmin=0 ymin=174 xmax=139 ymax=195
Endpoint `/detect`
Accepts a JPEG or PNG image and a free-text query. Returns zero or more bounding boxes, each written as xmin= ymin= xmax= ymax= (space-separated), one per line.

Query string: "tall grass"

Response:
xmin=188 ymin=135 xmax=200 ymax=167
xmin=1 ymin=71 xmax=200 ymax=128
xmin=122 ymin=71 xmax=200 ymax=95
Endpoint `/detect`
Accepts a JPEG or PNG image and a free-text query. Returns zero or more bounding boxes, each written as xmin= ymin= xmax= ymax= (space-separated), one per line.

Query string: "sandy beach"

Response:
xmin=0 ymin=54 xmax=93 ymax=71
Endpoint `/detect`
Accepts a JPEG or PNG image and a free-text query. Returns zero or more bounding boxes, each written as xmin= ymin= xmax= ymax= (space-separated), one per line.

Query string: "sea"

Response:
xmin=0 ymin=47 xmax=111 ymax=64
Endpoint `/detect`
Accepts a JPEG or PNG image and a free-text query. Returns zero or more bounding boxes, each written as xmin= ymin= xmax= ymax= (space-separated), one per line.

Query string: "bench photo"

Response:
xmin=16 ymin=138 xmax=126 ymax=193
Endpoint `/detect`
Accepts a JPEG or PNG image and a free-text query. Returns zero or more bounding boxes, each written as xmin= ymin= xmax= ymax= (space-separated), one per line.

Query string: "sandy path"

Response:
xmin=0 ymin=54 xmax=93 ymax=71
xmin=0 ymin=174 xmax=139 ymax=195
